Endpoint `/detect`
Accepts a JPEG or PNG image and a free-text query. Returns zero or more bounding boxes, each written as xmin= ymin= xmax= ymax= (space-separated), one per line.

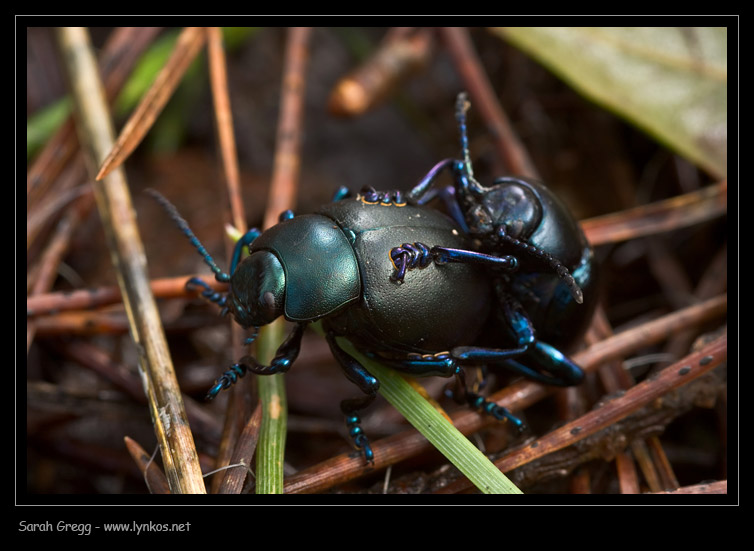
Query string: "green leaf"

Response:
xmin=495 ymin=27 xmax=727 ymax=178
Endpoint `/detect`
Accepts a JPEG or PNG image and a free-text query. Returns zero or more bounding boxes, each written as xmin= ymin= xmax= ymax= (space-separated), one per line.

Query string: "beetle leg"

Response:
xmin=491 ymin=226 xmax=584 ymax=304
xmin=404 ymin=158 xmax=472 ymax=233
xmin=452 ymin=293 xmax=584 ymax=387
xmin=378 ymin=351 xmax=458 ymax=377
xmin=405 ymin=93 xmax=487 ymax=206
xmin=229 ymin=228 xmax=262 ymax=275
xmin=205 ymin=323 xmax=307 ymax=400
xmin=389 ymin=243 xmax=517 ymax=283
xmin=376 ymin=351 xmax=526 ymax=431
xmin=358 ymin=186 xmax=406 ymax=207
xmin=497 ymin=342 xmax=584 ymax=387
xmin=406 ymin=158 xmax=455 ymax=202
xmin=430 ymin=246 xmax=518 ymax=272
xmin=331 ymin=185 xmax=352 ymax=202
xmin=325 ymin=333 xmax=379 ymax=464
xmin=452 ymin=367 xmax=525 ymax=431
xmin=389 ymin=242 xmax=431 ymax=283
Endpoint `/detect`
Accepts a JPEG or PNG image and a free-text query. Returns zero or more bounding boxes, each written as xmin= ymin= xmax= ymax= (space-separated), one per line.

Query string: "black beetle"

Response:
xmin=387 ymin=93 xmax=598 ymax=396
xmin=148 ymin=93 xmax=595 ymax=464
xmin=149 ymin=185 xmax=500 ymax=463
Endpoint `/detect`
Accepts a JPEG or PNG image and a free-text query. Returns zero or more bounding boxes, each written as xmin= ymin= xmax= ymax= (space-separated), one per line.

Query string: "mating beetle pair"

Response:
xmin=151 ymin=93 xmax=597 ymax=464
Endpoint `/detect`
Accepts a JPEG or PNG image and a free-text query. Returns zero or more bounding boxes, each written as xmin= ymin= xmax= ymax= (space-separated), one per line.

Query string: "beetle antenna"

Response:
xmin=494 ymin=227 xmax=584 ymax=304
xmin=146 ymin=189 xmax=231 ymax=283
xmin=455 ymin=92 xmax=485 ymax=195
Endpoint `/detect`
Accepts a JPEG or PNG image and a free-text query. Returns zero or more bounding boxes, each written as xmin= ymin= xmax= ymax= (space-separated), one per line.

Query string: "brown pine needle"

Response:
xmin=218 ymin=403 xmax=264 ymax=494
xmin=581 ymin=180 xmax=727 ymax=246
xmin=207 ymin=27 xmax=245 ymax=233
xmin=124 ymin=436 xmax=171 ymax=494
xmin=494 ymin=334 xmax=726 ymax=474
xmin=95 ymin=27 xmax=207 ymax=181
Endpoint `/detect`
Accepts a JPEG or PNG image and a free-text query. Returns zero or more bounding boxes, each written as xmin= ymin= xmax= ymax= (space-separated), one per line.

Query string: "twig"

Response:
xmin=263 ymin=27 xmax=311 ymax=230
xmin=201 ymin=27 xmax=254 ymax=495
xmin=26 ymin=187 xmax=94 ymax=351
xmin=56 ymin=27 xmax=205 ymax=494
xmin=207 ymin=27 xmax=246 ymax=234
xmin=58 ymin=339 xmax=223 ymax=445
xmin=581 ymin=180 xmax=727 ymax=246
xmin=328 ymin=28 xmax=433 ymax=117
xmin=648 ymin=480 xmax=727 ymax=494
xmin=27 ymin=274 xmax=225 ymax=316
xmin=498 ymin=334 xmax=726 ymax=471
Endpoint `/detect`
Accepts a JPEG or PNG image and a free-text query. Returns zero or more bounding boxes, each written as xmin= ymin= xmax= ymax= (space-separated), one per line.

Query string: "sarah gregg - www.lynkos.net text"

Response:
xmin=19 ymin=520 xmax=191 ymax=535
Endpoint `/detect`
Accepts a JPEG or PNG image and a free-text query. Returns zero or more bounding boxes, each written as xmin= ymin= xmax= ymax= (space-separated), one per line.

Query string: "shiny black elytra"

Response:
xmin=149 ymin=93 xmax=596 ymax=465
xmin=149 ymin=186 xmax=497 ymax=464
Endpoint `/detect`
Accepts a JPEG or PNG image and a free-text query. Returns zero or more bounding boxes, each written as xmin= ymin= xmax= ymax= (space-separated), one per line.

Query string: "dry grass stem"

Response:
xmin=56 ymin=26 xmax=205 ymax=494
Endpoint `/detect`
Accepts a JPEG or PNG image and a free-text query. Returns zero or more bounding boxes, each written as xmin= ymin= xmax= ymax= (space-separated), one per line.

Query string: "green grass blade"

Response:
xmin=335 ymin=338 xmax=522 ymax=494
xmin=254 ymin=319 xmax=287 ymax=494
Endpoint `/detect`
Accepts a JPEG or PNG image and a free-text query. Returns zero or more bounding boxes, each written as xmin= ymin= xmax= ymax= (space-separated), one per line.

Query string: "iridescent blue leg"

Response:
xmin=453 ymin=367 xmax=524 ymax=431
xmin=205 ymin=323 xmax=307 ymax=400
xmin=377 ymin=351 xmax=457 ymax=377
xmin=411 ymin=184 xmax=470 ymax=234
xmin=229 ymin=228 xmax=262 ymax=274
xmin=431 ymin=247 xmax=518 ymax=272
xmin=359 ymin=186 xmax=406 ymax=206
xmin=379 ymin=352 xmax=525 ymax=431
xmin=406 ymin=158 xmax=455 ymax=202
xmin=390 ymin=243 xmax=517 ymax=283
xmin=405 ymin=93 xmax=487 ymax=207
xmin=332 ymin=186 xmax=352 ymax=202
xmin=278 ymin=210 xmax=295 ymax=222
xmin=499 ymin=342 xmax=584 ymax=387
xmin=452 ymin=294 xmax=584 ymax=386
xmin=325 ymin=333 xmax=379 ymax=464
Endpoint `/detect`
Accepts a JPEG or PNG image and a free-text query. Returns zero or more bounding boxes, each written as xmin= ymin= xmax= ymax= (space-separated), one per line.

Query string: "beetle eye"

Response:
xmin=262 ymin=291 xmax=277 ymax=314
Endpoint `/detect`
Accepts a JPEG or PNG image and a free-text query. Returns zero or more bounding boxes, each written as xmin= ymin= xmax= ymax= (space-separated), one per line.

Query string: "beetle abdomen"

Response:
xmin=319 ymin=199 xmax=492 ymax=354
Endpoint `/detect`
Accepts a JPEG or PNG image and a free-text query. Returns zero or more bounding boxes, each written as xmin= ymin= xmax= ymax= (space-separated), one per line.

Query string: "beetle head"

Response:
xmin=460 ymin=177 xmax=544 ymax=241
xmin=227 ymin=250 xmax=286 ymax=328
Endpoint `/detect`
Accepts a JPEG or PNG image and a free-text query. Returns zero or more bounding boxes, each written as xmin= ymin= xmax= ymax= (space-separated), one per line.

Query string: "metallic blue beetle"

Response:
xmin=148 ymin=93 xmax=596 ymax=464
xmin=386 ymin=93 xmax=598 ymax=396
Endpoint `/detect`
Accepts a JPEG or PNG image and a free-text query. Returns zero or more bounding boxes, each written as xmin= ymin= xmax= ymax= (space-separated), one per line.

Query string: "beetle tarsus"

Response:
xmin=453 ymin=367 xmax=526 ymax=432
xmin=204 ymin=324 xmax=306 ymax=399
xmin=359 ymin=186 xmax=407 ymax=207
